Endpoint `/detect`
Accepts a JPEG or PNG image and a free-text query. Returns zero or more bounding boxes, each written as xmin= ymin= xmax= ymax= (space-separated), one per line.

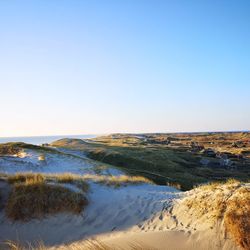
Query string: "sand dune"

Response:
xmin=0 ymin=181 xmax=242 ymax=250
xmin=0 ymin=146 xmax=247 ymax=250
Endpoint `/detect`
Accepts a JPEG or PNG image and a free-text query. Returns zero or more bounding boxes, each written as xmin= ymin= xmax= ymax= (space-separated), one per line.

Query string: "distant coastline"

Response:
xmin=0 ymin=131 xmax=249 ymax=145
xmin=0 ymin=134 xmax=97 ymax=145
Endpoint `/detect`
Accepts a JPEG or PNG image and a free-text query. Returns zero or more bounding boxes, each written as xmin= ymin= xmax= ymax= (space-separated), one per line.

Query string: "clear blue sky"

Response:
xmin=0 ymin=1 xmax=249 ymax=136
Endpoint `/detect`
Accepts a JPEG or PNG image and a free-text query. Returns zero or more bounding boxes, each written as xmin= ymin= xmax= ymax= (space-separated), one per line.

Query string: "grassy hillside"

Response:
xmin=51 ymin=132 xmax=250 ymax=190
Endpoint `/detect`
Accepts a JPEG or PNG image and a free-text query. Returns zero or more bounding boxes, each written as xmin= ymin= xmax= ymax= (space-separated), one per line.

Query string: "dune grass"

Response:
xmin=6 ymin=182 xmax=87 ymax=221
xmin=81 ymin=174 xmax=153 ymax=187
xmin=6 ymin=172 xmax=151 ymax=191
xmin=52 ymin=133 xmax=250 ymax=191
xmin=183 ymin=179 xmax=250 ymax=250
xmin=4 ymin=240 xmax=46 ymax=250
xmin=224 ymin=186 xmax=250 ymax=250
xmin=4 ymin=172 xmax=150 ymax=221
xmin=52 ymin=173 xmax=89 ymax=192
xmin=5 ymin=183 xmax=87 ymax=220
xmin=194 ymin=178 xmax=241 ymax=191
xmin=5 ymin=240 xmax=156 ymax=250
xmin=7 ymin=173 xmax=45 ymax=185
xmin=0 ymin=143 xmax=21 ymax=155
xmin=5 ymin=173 xmax=88 ymax=221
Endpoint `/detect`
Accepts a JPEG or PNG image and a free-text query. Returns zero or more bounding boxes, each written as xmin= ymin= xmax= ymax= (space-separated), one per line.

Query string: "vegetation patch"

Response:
xmin=0 ymin=143 xmax=21 ymax=155
xmin=82 ymin=174 xmax=153 ymax=187
xmin=6 ymin=183 xmax=87 ymax=221
xmin=182 ymin=180 xmax=250 ymax=250
xmin=5 ymin=173 xmax=88 ymax=221
xmin=52 ymin=173 xmax=89 ymax=192
xmin=0 ymin=142 xmax=61 ymax=157
xmin=52 ymin=133 xmax=250 ymax=191
xmin=5 ymin=240 xmax=156 ymax=250
xmin=7 ymin=173 xmax=45 ymax=185
xmin=224 ymin=186 xmax=250 ymax=250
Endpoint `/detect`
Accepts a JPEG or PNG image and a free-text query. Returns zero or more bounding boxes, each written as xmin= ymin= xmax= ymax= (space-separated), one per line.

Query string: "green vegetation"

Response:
xmin=0 ymin=143 xmax=21 ymax=155
xmin=86 ymin=147 xmax=206 ymax=190
xmin=0 ymin=142 xmax=59 ymax=156
xmin=52 ymin=133 xmax=250 ymax=190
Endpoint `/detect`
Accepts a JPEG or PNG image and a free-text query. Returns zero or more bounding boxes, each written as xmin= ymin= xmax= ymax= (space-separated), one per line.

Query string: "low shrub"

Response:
xmin=6 ymin=181 xmax=88 ymax=221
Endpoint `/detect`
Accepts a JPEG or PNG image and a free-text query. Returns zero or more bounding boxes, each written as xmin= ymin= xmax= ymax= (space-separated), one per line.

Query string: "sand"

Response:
xmin=0 ymin=150 xmax=241 ymax=250
xmin=0 ymin=182 xmax=240 ymax=250
xmin=0 ymin=147 xmax=122 ymax=175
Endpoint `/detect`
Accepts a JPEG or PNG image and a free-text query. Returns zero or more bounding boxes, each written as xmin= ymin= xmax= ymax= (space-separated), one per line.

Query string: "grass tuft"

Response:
xmin=224 ymin=186 xmax=250 ymax=250
xmin=7 ymin=173 xmax=45 ymax=185
xmin=5 ymin=173 xmax=88 ymax=221
xmin=5 ymin=240 xmax=156 ymax=250
xmin=183 ymin=181 xmax=250 ymax=250
xmin=6 ymin=182 xmax=87 ymax=221
xmin=82 ymin=174 xmax=153 ymax=187
xmin=54 ymin=173 xmax=89 ymax=192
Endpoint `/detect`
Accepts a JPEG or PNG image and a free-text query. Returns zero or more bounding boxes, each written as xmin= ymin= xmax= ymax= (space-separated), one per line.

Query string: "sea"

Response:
xmin=0 ymin=135 xmax=98 ymax=145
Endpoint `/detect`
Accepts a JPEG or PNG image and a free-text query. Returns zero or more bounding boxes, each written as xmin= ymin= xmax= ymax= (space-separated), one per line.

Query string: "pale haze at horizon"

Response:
xmin=0 ymin=1 xmax=249 ymax=137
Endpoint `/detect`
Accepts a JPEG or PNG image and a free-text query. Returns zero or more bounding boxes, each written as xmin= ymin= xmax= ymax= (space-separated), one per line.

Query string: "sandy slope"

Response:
xmin=0 ymin=149 xmax=242 ymax=250
xmin=0 ymin=181 xmax=240 ymax=250
xmin=0 ymin=183 xmax=178 ymax=247
xmin=0 ymin=148 xmax=122 ymax=176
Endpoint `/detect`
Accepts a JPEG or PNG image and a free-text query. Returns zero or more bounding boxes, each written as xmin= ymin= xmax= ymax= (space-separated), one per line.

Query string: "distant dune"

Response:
xmin=0 ymin=137 xmax=249 ymax=250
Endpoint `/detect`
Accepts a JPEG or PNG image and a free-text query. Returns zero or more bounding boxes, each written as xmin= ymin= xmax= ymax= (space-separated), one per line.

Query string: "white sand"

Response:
xmin=0 ymin=148 xmax=241 ymax=250
xmin=0 ymin=148 xmax=122 ymax=175
xmin=0 ymin=182 xmax=239 ymax=250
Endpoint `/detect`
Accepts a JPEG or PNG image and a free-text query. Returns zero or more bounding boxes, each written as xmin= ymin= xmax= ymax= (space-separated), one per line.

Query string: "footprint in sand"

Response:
xmin=159 ymin=213 xmax=164 ymax=220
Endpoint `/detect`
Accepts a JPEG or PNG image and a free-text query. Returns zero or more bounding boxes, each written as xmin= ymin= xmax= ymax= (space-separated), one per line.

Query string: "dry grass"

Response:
xmin=3 ymin=172 xmax=150 ymax=222
xmin=224 ymin=186 xmax=250 ymax=250
xmin=0 ymin=143 xmax=21 ymax=155
xmin=7 ymin=173 xmax=45 ymax=185
xmin=81 ymin=174 xmax=153 ymax=187
xmin=4 ymin=240 xmax=46 ymax=250
xmin=52 ymin=173 xmax=89 ymax=192
xmin=7 ymin=172 xmax=151 ymax=187
xmin=182 ymin=180 xmax=250 ymax=250
xmin=5 ymin=183 xmax=87 ymax=220
xmin=5 ymin=240 xmax=156 ymax=250
xmin=54 ymin=173 xmax=82 ymax=183
xmin=7 ymin=173 xmax=89 ymax=192
xmin=6 ymin=182 xmax=87 ymax=221
xmin=194 ymin=178 xmax=241 ymax=191
xmin=5 ymin=173 xmax=88 ymax=221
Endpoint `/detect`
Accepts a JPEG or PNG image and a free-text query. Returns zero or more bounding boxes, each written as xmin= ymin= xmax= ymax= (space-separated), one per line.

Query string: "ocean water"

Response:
xmin=0 ymin=135 xmax=97 ymax=145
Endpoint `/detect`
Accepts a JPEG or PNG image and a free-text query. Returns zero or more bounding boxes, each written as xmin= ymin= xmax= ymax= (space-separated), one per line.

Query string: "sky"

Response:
xmin=0 ymin=0 xmax=250 ymax=137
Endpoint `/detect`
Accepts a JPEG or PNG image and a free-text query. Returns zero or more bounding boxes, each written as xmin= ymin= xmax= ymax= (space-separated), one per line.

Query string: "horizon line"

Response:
xmin=0 ymin=130 xmax=249 ymax=139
